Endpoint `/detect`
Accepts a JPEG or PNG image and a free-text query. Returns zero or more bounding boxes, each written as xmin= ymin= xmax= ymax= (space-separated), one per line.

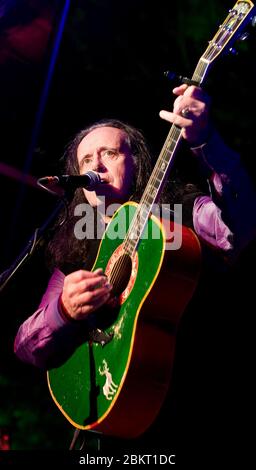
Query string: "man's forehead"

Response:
xmin=80 ymin=126 xmax=127 ymax=149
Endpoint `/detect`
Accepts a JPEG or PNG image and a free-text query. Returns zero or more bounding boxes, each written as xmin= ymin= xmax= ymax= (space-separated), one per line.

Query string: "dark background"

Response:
xmin=0 ymin=0 xmax=255 ymax=452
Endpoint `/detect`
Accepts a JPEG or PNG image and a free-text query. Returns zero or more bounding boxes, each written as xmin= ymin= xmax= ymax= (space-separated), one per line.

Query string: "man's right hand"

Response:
xmin=60 ymin=268 xmax=112 ymax=321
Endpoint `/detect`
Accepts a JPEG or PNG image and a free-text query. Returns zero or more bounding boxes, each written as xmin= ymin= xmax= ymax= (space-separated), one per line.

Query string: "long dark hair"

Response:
xmin=46 ymin=119 xmax=153 ymax=273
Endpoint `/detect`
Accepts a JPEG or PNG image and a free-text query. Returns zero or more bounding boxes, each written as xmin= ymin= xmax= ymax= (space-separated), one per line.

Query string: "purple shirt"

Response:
xmin=14 ymin=131 xmax=256 ymax=368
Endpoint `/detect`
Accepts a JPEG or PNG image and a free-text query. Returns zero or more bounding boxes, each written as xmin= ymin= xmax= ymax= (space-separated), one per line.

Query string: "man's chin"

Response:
xmin=96 ymin=187 xmax=127 ymax=202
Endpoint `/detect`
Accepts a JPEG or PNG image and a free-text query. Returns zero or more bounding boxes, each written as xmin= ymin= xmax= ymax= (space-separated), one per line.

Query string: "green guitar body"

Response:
xmin=48 ymin=202 xmax=201 ymax=438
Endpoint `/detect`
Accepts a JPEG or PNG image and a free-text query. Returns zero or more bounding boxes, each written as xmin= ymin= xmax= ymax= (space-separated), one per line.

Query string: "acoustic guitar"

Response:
xmin=47 ymin=0 xmax=255 ymax=438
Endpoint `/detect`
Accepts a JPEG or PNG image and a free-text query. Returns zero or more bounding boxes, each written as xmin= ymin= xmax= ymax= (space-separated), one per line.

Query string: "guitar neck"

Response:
xmin=123 ymin=59 xmax=209 ymax=256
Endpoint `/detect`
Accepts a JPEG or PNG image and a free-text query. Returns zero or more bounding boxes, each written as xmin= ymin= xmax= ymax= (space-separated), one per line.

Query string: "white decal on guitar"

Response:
xmin=99 ymin=360 xmax=118 ymax=400
xmin=113 ymin=316 xmax=124 ymax=339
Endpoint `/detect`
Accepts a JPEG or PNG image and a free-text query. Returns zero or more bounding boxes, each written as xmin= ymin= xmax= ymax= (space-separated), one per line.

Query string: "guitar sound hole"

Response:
xmin=109 ymin=254 xmax=132 ymax=297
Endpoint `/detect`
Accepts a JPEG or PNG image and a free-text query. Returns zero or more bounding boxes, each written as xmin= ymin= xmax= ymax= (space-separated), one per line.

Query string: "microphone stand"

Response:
xmin=0 ymin=192 xmax=73 ymax=293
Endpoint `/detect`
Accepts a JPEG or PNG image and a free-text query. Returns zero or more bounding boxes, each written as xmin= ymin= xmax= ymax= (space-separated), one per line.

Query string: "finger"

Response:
xmin=93 ymin=268 xmax=104 ymax=275
xmin=173 ymin=95 xmax=184 ymax=114
xmin=76 ymin=291 xmax=112 ymax=317
xmin=174 ymin=103 xmax=189 ymax=116
xmin=76 ymin=275 xmax=110 ymax=295
xmin=64 ymin=269 xmax=95 ymax=284
xmin=67 ymin=269 xmax=104 ymax=283
xmin=174 ymin=94 xmax=204 ymax=115
xmin=89 ymin=292 xmax=112 ymax=311
xmin=74 ymin=292 xmax=111 ymax=320
xmin=159 ymin=110 xmax=192 ymax=127
xmin=184 ymin=86 xmax=211 ymax=106
xmin=77 ymin=283 xmax=112 ymax=305
xmin=159 ymin=110 xmax=175 ymax=122
xmin=64 ymin=274 xmax=107 ymax=300
xmin=172 ymin=84 xmax=188 ymax=96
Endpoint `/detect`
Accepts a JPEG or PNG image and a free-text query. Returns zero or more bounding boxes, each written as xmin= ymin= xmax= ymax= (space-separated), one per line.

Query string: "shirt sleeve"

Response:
xmin=14 ymin=268 xmax=87 ymax=369
xmin=191 ymin=129 xmax=256 ymax=256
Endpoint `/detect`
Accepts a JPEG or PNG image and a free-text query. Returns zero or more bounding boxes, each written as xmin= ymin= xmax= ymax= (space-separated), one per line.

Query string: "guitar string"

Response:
xmin=107 ymin=10 xmax=245 ymax=289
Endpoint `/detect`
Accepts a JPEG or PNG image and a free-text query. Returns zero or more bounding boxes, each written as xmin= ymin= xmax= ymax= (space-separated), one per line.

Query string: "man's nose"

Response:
xmin=91 ymin=152 xmax=105 ymax=172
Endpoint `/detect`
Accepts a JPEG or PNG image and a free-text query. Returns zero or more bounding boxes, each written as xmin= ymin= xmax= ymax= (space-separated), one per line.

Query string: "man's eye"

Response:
xmin=103 ymin=150 xmax=117 ymax=158
xmin=83 ymin=158 xmax=92 ymax=165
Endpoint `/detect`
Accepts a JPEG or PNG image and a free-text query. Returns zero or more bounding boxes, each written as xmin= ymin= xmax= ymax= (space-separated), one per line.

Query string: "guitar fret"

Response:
xmin=192 ymin=59 xmax=209 ymax=83
xmin=125 ymin=240 xmax=135 ymax=255
xmin=165 ymin=145 xmax=177 ymax=155
xmin=153 ymin=177 xmax=163 ymax=184
xmin=125 ymin=201 xmax=154 ymax=249
xmin=130 ymin=230 xmax=140 ymax=240
xmin=142 ymin=195 xmax=154 ymax=206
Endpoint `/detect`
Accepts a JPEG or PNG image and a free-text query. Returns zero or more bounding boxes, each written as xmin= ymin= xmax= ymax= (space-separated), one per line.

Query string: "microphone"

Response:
xmin=37 ymin=170 xmax=102 ymax=192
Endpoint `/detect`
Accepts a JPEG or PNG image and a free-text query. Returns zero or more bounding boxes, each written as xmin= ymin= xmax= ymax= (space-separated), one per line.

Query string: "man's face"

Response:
xmin=77 ymin=126 xmax=135 ymax=208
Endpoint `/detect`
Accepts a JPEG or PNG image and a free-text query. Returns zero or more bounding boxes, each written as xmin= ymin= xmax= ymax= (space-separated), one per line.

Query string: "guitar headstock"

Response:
xmin=202 ymin=0 xmax=256 ymax=64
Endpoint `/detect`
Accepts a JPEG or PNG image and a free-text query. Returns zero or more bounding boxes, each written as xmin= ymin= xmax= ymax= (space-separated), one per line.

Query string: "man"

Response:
xmin=14 ymin=84 xmax=256 ymax=456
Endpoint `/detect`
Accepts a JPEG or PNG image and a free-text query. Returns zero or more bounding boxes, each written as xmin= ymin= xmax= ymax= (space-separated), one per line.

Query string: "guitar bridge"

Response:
xmin=89 ymin=328 xmax=114 ymax=347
